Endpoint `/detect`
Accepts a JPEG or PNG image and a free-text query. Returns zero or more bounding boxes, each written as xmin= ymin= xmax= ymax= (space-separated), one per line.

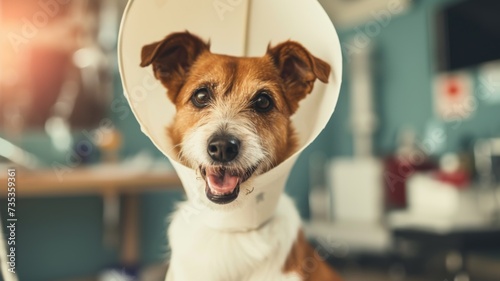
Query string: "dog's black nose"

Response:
xmin=207 ymin=135 xmax=240 ymax=163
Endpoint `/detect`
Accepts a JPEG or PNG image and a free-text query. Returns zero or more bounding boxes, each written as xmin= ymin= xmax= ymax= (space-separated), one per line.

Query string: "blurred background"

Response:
xmin=0 ymin=0 xmax=499 ymax=280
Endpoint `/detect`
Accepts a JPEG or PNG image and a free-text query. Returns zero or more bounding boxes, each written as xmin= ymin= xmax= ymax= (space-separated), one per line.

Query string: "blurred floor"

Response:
xmin=342 ymin=270 xmax=425 ymax=281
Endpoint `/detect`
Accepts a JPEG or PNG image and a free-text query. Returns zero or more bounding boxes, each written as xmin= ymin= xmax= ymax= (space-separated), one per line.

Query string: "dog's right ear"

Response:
xmin=140 ymin=32 xmax=210 ymax=102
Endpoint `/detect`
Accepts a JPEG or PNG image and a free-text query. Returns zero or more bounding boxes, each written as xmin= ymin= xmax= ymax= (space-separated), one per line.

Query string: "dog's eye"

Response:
xmin=191 ymin=88 xmax=211 ymax=108
xmin=253 ymin=92 xmax=274 ymax=112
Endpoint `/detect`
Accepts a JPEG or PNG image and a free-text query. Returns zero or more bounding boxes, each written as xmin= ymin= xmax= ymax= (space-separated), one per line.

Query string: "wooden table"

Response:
xmin=0 ymin=165 xmax=182 ymax=268
xmin=0 ymin=165 xmax=181 ymax=197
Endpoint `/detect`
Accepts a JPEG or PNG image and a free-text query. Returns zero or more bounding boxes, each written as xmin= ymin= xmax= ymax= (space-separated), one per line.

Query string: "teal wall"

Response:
xmin=338 ymin=0 xmax=500 ymax=156
xmin=2 ymin=0 xmax=500 ymax=280
xmin=0 ymin=196 xmax=118 ymax=280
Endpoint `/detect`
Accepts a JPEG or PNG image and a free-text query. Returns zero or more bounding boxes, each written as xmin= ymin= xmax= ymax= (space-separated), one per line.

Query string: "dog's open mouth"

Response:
xmin=200 ymin=165 xmax=257 ymax=204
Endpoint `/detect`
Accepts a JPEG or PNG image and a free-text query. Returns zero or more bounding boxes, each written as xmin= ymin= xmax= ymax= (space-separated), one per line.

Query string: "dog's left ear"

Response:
xmin=267 ymin=41 xmax=331 ymax=114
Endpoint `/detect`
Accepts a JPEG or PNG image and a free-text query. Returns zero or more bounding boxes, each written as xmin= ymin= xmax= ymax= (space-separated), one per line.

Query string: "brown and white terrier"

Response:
xmin=141 ymin=31 xmax=342 ymax=281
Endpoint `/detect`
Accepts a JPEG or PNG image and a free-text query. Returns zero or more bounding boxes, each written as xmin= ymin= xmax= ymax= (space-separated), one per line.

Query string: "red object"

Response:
xmin=447 ymin=79 xmax=460 ymax=97
xmin=434 ymin=170 xmax=470 ymax=189
xmin=384 ymin=156 xmax=436 ymax=209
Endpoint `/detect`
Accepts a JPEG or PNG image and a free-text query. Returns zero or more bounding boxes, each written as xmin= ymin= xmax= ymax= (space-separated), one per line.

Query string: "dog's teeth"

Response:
xmin=211 ymin=188 xmax=226 ymax=196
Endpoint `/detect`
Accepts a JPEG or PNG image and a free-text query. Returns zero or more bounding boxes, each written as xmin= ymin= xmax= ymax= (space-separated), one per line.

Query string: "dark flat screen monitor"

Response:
xmin=436 ymin=0 xmax=500 ymax=71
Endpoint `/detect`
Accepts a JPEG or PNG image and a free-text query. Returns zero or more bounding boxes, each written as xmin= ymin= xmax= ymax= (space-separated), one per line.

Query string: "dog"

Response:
xmin=140 ymin=31 xmax=341 ymax=281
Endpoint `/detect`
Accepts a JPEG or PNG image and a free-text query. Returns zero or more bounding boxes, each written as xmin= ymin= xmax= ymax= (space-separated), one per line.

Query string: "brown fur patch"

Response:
xmin=283 ymin=230 xmax=343 ymax=281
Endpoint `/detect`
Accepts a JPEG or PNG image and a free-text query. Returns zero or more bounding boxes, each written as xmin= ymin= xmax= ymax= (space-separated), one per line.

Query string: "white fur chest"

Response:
xmin=165 ymin=194 xmax=302 ymax=281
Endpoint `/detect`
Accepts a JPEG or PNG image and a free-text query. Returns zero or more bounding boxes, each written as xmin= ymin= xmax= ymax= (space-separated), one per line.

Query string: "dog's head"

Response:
xmin=141 ymin=31 xmax=330 ymax=205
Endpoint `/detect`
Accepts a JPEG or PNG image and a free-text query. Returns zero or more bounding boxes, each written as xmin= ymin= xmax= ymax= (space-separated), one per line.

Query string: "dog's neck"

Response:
xmin=166 ymin=194 xmax=302 ymax=281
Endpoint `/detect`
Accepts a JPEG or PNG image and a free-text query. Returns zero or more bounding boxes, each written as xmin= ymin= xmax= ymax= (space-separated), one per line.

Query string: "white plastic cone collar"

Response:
xmin=118 ymin=0 xmax=342 ymax=231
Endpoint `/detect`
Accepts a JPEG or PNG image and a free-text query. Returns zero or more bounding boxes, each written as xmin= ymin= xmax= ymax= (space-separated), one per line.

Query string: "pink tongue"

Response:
xmin=206 ymin=168 xmax=239 ymax=194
